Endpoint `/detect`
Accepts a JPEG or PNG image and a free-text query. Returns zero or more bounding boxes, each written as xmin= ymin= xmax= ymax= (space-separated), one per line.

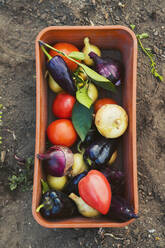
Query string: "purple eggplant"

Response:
xmin=101 ymin=168 xmax=125 ymax=187
xmin=83 ymin=137 xmax=120 ymax=168
xmin=47 ymin=56 xmax=76 ymax=95
xmin=64 ymin=171 xmax=88 ymax=196
xmin=81 ymin=128 xmax=101 ymax=148
xmin=89 ymin=52 xmax=123 ymax=86
xmin=101 ymin=168 xmax=124 ymax=182
xmin=36 ymin=190 xmax=77 ymax=220
xmin=107 ymin=195 xmax=138 ymax=221
xmin=40 ymin=43 xmax=76 ymax=96
xmin=100 ymin=168 xmax=125 ymax=196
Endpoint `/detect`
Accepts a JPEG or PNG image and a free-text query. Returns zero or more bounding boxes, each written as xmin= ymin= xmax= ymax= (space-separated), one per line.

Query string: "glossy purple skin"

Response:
xmin=47 ymin=55 xmax=76 ymax=96
xmin=101 ymin=168 xmax=124 ymax=182
xmin=107 ymin=196 xmax=138 ymax=221
xmin=89 ymin=51 xmax=123 ymax=86
xmin=37 ymin=149 xmax=66 ymax=177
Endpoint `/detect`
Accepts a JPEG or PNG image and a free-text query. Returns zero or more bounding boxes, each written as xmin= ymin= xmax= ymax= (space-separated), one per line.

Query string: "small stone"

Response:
xmin=41 ymin=13 xmax=47 ymax=19
xmin=148 ymin=229 xmax=156 ymax=233
xmin=124 ymin=240 xmax=131 ymax=245
xmin=62 ymin=16 xmax=66 ymax=21
xmin=115 ymin=16 xmax=120 ymax=21
xmin=154 ymin=30 xmax=158 ymax=36
xmin=118 ymin=2 xmax=125 ymax=8
xmin=153 ymin=46 xmax=159 ymax=54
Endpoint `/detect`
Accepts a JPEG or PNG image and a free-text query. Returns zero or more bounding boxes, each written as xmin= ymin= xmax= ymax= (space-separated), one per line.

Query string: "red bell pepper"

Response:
xmin=78 ymin=170 xmax=111 ymax=215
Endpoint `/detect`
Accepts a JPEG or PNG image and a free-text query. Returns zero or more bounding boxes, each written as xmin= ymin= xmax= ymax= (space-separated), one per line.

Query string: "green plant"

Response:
xmin=130 ymin=24 xmax=163 ymax=82
xmin=8 ymin=157 xmax=33 ymax=191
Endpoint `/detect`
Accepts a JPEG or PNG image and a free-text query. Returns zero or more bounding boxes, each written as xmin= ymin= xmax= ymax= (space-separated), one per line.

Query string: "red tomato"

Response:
xmin=49 ymin=42 xmax=79 ymax=72
xmin=47 ymin=119 xmax=77 ymax=147
xmin=52 ymin=93 xmax=76 ymax=118
xmin=94 ymin=98 xmax=117 ymax=113
xmin=78 ymin=170 xmax=111 ymax=215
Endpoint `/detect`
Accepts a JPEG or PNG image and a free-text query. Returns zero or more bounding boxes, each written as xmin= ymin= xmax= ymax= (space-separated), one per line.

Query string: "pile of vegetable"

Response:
xmin=36 ymin=38 xmax=138 ymax=221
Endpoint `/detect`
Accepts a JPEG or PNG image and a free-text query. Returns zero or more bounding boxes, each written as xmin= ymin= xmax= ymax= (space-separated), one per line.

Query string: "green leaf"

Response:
xmin=76 ymin=85 xmax=93 ymax=109
xmin=145 ymin=48 xmax=152 ymax=51
xmin=68 ymin=51 xmax=85 ymax=60
xmin=10 ymin=183 xmax=17 ymax=191
xmin=41 ymin=179 xmax=50 ymax=194
xmin=130 ymin=24 xmax=136 ymax=30
xmin=138 ymin=33 xmax=149 ymax=39
xmin=79 ymin=64 xmax=116 ymax=92
xmin=72 ymin=102 xmax=93 ymax=141
xmin=93 ymin=80 xmax=115 ymax=91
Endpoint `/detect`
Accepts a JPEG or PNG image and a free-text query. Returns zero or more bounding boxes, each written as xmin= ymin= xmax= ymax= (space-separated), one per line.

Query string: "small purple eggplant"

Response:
xmin=89 ymin=52 xmax=123 ymax=86
xmin=47 ymin=56 xmax=76 ymax=95
xmin=100 ymin=168 xmax=125 ymax=196
xmin=107 ymin=195 xmax=138 ymax=221
xmin=64 ymin=171 xmax=88 ymax=196
xmin=83 ymin=137 xmax=120 ymax=168
xmin=40 ymin=43 xmax=76 ymax=96
xmin=101 ymin=168 xmax=124 ymax=183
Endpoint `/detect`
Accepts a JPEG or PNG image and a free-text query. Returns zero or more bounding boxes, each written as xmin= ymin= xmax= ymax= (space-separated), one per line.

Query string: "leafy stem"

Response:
xmin=137 ymin=35 xmax=154 ymax=63
xmin=130 ymin=25 xmax=163 ymax=82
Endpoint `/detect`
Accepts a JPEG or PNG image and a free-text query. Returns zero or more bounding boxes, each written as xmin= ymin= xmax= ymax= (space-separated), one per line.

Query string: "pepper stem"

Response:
xmin=84 ymin=37 xmax=90 ymax=48
xmin=86 ymin=158 xmax=92 ymax=166
xmin=77 ymin=140 xmax=85 ymax=154
xmin=40 ymin=45 xmax=52 ymax=61
xmin=36 ymin=204 xmax=44 ymax=213
xmin=41 ymin=179 xmax=50 ymax=194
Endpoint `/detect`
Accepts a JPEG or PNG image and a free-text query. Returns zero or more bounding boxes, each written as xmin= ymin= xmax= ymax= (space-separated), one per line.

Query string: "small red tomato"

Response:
xmin=94 ymin=98 xmax=117 ymax=113
xmin=47 ymin=119 xmax=77 ymax=147
xmin=52 ymin=93 xmax=76 ymax=118
xmin=78 ymin=170 xmax=111 ymax=215
xmin=49 ymin=42 xmax=79 ymax=72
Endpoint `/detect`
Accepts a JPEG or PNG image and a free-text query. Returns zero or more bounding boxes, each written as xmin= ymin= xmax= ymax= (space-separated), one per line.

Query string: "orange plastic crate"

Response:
xmin=32 ymin=26 xmax=138 ymax=228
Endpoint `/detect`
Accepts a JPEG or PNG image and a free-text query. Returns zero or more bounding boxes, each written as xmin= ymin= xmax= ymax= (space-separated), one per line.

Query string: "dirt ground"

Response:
xmin=0 ymin=0 xmax=165 ymax=247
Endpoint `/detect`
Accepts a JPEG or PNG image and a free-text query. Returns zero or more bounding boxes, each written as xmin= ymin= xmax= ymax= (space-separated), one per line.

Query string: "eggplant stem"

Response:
xmin=36 ymin=204 xmax=44 ymax=213
xmin=39 ymin=40 xmax=82 ymax=66
xmin=40 ymin=45 xmax=52 ymax=61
